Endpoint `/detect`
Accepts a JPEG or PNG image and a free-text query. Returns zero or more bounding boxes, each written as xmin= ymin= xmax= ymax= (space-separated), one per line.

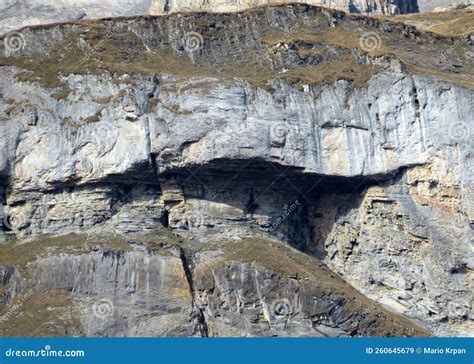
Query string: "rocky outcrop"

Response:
xmin=0 ymin=4 xmax=472 ymax=337
xmin=417 ymin=0 xmax=472 ymax=12
xmin=192 ymin=244 xmax=427 ymax=337
xmin=0 ymin=0 xmax=424 ymax=35
xmin=26 ymin=247 xmax=197 ymax=337
xmin=0 ymin=233 xmax=430 ymax=337
xmin=312 ymin=169 xmax=473 ymax=336
xmin=150 ymin=0 xmax=419 ymax=15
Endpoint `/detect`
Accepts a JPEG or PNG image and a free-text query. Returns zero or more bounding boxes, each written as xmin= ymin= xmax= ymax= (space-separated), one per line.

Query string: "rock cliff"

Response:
xmin=0 ymin=4 xmax=472 ymax=337
xmin=0 ymin=0 xmax=424 ymax=35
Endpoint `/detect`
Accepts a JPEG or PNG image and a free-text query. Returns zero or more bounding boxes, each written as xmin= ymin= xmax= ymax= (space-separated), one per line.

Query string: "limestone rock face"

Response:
xmin=0 ymin=234 xmax=431 ymax=337
xmin=27 ymin=247 xmax=197 ymax=336
xmin=0 ymin=0 xmax=423 ymax=35
xmin=150 ymin=0 xmax=418 ymax=15
xmin=417 ymin=0 xmax=472 ymax=12
xmin=0 ymin=4 xmax=472 ymax=337
xmin=312 ymin=170 xmax=473 ymax=336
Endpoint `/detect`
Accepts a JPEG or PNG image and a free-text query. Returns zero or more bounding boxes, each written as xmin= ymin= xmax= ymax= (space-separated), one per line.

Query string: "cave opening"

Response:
xmin=158 ymin=159 xmax=389 ymax=251
xmin=161 ymin=209 xmax=170 ymax=228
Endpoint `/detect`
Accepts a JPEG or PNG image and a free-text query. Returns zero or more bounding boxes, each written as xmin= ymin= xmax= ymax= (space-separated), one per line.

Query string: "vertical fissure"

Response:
xmin=178 ymin=247 xmax=209 ymax=337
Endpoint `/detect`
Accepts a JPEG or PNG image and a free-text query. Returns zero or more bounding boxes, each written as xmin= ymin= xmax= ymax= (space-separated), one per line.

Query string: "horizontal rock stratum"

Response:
xmin=2 ymin=0 xmax=471 ymax=35
xmin=0 ymin=4 xmax=472 ymax=337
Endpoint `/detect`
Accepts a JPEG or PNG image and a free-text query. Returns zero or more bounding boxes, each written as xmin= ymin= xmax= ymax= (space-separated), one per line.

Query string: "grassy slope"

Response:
xmin=383 ymin=9 xmax=474 ymax=36
xmin=0 ymin=230 xmax=431 ymax=337
xmin=0 ymin=229 xmax=184 ymax=337
xmin=195 ymin=236 xmax=431 ymax=337
xmin=0 ymin=5 xmax=472 ymax=96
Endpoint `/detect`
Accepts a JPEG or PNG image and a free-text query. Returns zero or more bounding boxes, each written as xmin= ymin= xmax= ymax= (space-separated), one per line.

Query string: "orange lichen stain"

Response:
xmin=172 ymin=287 xmax=192 ymax=299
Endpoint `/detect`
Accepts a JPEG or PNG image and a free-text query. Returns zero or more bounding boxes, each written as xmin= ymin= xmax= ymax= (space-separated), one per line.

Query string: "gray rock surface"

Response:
xmin=2 ymin=0 xmax=472 ymax=37
xmin=0 ymin=4 xmax=472 ymax=337
xmin=0 ymin=233 xmax=431 ymax=337
xmin=417 ymin=0 xmax=472 ymax=11
xmin=27 ymin=246 xmax=197 ymax=336
xmin=0 ymin=0 xmax=435 ymax=35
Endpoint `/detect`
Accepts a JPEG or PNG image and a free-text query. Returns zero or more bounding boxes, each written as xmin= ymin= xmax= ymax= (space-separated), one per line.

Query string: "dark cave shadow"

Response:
xmin=159 ymin=158 xmax=387 ymax=259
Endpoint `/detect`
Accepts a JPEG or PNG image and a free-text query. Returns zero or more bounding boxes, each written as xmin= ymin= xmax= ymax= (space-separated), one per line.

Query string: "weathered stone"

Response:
xmin=0 ymin=4 xmax=472 ymax=337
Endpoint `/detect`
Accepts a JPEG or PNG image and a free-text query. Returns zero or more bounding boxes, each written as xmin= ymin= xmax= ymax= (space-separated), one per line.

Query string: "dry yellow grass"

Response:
xmin=264 ymin=27 xmax=391 ymax=56
xmin=0 ymin=6 xmax=472 ymax=96
xmin=285 ymin=56 xmax=375 ymax=88
xmin=199 ymin=237 xmax=431 ymax=337
xmin=385 ymin=9 xmax=474 ymax=36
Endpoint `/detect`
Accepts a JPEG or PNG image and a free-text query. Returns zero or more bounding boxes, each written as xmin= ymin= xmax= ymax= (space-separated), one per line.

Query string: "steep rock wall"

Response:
xmin=0 ymin=0 xmax=422 ymax=35
xmin=0 ymin=234 xmax=430 ymax=337
xmin=0 ymin=5 xmax=472 ymax=336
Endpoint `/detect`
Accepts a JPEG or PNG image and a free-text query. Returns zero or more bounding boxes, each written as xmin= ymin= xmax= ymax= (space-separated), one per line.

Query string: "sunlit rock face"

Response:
xmin=0 ymin=4 xmax=472 ymax=337
xmin=0 ymin=0 xmax=425 ymax=35
xmin=151 ymin=0 xmax=418 ymax=15
xmin=3 ymin=0 xmax=469 ymax=36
